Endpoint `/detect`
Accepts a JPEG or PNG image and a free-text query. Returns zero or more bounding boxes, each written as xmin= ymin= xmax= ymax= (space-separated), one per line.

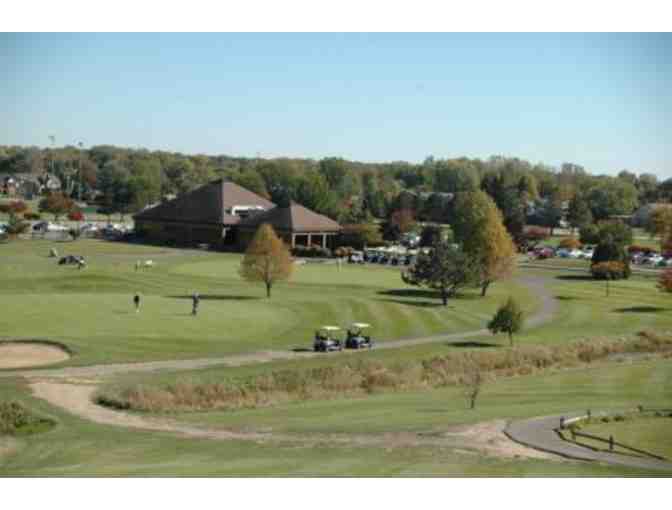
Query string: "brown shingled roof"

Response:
xmin=239 ymin=202 xmax=341 ymax=232
xmin=134 ymin=180 xmax=274 ymax=225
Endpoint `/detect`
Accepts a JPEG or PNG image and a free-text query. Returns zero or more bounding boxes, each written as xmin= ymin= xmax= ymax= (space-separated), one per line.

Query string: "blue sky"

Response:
xmin=1 ymin=33 xmax=670 ymax=177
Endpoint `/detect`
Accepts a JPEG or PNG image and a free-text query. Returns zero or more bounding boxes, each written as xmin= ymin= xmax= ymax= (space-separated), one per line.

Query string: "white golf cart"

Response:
xmin=313 ymin=325 xmax=343 ymax=352
xmin=345 ymin=323 xmax=374 ymax=350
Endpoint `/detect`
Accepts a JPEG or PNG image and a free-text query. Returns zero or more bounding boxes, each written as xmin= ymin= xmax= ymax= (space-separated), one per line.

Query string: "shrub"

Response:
xmin=658 ymin=268 xmax=672 ymax=293
xmin=590 ymin=261 xmax=630 ymax=280
xmin=291 ymin=245 xmax=332 ymax=258
xmin=68 ymin=210 xmax=84 ymax=221
xmin=23 ymin=211 xmax=41 ymax=220
xmin=334 ymin=246 xmax=354 ymax=258
xmin=558 ymin=237 xmax=581 ymax=250
xmin=0 ymin=401 xmax=53 ymax=435
xmin=524 ymin=226 xmax=550 ymax=243
xmin=628 ymin=244 xmax=653 ymax=254
xmin=5 ymin=200 xmax=28 ymax=214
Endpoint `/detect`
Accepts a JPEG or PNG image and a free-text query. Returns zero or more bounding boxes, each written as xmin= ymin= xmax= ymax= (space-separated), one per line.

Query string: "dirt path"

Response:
xmin=29 ymin=380 xmax=557 ymax=460
xmin=2 ymin=275 xmax=557 ymax=380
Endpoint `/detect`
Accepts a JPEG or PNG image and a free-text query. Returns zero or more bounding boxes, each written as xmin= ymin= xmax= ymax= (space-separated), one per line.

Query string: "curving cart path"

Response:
xmin=0 ymin=275 xmax=558 ymax=380
xmin=505 ymin=413 xmax=672 ymax=472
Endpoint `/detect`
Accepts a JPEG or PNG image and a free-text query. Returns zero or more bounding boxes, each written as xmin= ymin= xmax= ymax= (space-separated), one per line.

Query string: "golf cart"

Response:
xmin=345 ymin=323 xmax=374 ymax=349
xmin=314 ymin=326 xmax=343 ymax=352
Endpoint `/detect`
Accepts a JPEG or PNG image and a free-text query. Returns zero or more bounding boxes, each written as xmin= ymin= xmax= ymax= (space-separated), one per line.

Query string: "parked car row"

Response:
xmin=529 ymin=244 xmax=672 ymax=267
xmin=348 ymin=249 xmax=418 ymax=267
xmin=631 ymin=251 xmax=672 ymax=267
xmin=555 ymin=246 xmax=594 ymax=259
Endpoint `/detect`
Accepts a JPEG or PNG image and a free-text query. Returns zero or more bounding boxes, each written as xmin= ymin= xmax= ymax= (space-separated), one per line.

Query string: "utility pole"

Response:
xmin=77 ymin=141 xmax=84 ymax=201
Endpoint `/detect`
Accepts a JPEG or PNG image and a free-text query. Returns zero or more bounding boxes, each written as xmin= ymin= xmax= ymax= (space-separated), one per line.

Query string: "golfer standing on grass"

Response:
xmin=192 ymin=292 xmax=200 ymax=316
xmin=133 ymin=292 xmax=141 ymax=313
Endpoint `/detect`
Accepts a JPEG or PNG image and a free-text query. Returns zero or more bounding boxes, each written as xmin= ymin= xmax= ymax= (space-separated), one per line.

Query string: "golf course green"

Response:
xmin=1 ymin=238 xmax=671 ymax=476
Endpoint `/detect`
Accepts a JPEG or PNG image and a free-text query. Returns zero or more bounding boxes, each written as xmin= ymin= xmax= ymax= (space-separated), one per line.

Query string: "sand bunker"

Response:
xmin=0 ymin=342 xmax=70 ymax=369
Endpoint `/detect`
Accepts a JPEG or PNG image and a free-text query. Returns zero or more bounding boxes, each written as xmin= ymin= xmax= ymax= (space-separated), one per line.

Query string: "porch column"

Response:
xmin=291 ymin=233 xmax=296 ymax=248
xmin=321 ymin=234 xmax=326 ymax=249
xmin=307 ymin=233 xmax=312 ymax=246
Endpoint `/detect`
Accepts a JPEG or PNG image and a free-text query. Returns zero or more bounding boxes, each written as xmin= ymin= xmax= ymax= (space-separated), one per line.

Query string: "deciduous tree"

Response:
xmin=657 ymin=268 xmax=672 ymax=293
xmin=452 ymin=191 xmax=517 ymax=296
xmin=487 ymin=297 xmax=524 ymax=346
xmin=3 ymin=212 xmax=29 ymax=239
xmin=38 ymin=192 xmax=75 ymax=221
xmin=240 ymin=224 xmax=293 ymax=298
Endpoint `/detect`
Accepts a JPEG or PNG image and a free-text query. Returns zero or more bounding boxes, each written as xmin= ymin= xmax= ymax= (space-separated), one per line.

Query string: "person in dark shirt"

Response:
xmin=192 ymin=292 xmax=200 ymax=316
xmin=133 ymin=292 xmax=141 ymax=313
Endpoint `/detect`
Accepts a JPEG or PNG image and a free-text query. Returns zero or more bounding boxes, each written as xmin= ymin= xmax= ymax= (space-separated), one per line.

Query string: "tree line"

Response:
xmin=1 ymin=145 xmax=668 ymax=230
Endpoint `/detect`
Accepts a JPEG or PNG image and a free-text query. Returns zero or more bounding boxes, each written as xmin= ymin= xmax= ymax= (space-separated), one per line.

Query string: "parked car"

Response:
xmin=642 ymin=254 xmax=664 ymax=266
xmin=348 ymin=251 xmax=365 ymax=264
xmin=81 ymin=223 xmax=100 ymax=232
xmin=580 ymin=248 xmax=594 ymax=259
xmin=534 ymin=246 xmax=554 ymax=259
xmin=33 ymin=221 xmax=68 ymax=232
xmin=556 ymin=248 xmax=570 ymax=258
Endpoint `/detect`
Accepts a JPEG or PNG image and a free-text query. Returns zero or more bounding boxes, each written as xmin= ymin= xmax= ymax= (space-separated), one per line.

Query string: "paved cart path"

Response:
xmin=1 ymin=275 xmax=558 ymax=380
xmin=505 ymin=414 xmax=672 ymax=472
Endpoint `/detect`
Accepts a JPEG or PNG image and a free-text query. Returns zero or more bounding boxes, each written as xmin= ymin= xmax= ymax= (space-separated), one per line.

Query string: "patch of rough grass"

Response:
xmin=0 ymin=401 xmax=56 ymax=436
xmin=97 ymin=330 xmax=672 ymax=414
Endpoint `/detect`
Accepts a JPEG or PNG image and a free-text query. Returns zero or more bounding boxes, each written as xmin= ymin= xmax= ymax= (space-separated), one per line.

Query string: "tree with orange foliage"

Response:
xmin=658 ymin=268 xmax=672 ymax=293
xmin=38 ymin=192 xmax=75 ymax=221
xmin=240 ymin=223 xmax=294 ymax=298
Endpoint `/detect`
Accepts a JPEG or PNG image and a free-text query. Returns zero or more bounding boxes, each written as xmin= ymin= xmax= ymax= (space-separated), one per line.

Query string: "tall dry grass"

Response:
xmin=96 ymin=330 xmax=672 ymax=413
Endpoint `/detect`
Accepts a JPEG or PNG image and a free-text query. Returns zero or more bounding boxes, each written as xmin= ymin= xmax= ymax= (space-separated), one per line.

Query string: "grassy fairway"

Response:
xmin=581 ymin=415 xmax=672 ymax=460
xmin=0 ymin=239 xmax=535 ymax=365
xmin=1 ymin=360 xmax=670 ymax=475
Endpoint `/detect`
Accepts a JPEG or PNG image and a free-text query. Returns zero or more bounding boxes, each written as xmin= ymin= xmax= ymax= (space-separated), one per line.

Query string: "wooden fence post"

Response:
xmin=609 ymin=435 xmax=614 ymax=451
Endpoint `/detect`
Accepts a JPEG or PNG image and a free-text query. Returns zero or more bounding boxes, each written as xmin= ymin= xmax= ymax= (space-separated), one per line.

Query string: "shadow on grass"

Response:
xmin=378 ymin=289 xmax=441 ymax=299
xmin=445 ymin=341 xmax=501 ymax=348
xmin=377 ymin=298 xmax=444 ymax=308
xmin=166 ymin=295 xmax=259 ymax=301
xmin=613 ymin=306 xmax=668 ymax=314
xmin=292 ymin=347 xmax=314 ymax=353
xmin=556 ymin=275 xmax=593 ymax=281
xmin=556 ymin=295 xmax=579 ymax=301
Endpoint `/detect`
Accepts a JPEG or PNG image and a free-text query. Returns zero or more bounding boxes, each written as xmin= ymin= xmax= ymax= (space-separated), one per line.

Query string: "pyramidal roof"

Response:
xmin=239 ymin=201 xmax=341 ymax=232
xmin=134 ymin=179 xmax=275 ymax=225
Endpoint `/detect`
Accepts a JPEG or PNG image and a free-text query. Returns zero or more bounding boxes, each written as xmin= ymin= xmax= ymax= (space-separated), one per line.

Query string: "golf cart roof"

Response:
xmin=319 ymin=325 xmax=341 ymax=331
xmin=351 ymin=323 xmax=371 ymax=329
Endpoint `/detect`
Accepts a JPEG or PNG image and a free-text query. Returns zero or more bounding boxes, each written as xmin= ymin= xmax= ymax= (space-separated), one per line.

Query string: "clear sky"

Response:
xmin=1 ymin=33 xmax=670 ymax=177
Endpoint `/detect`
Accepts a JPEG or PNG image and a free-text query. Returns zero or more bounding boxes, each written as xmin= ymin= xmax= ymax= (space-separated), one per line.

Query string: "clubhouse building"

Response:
xmin=133 ymin=179 xmax=341 ymax=250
